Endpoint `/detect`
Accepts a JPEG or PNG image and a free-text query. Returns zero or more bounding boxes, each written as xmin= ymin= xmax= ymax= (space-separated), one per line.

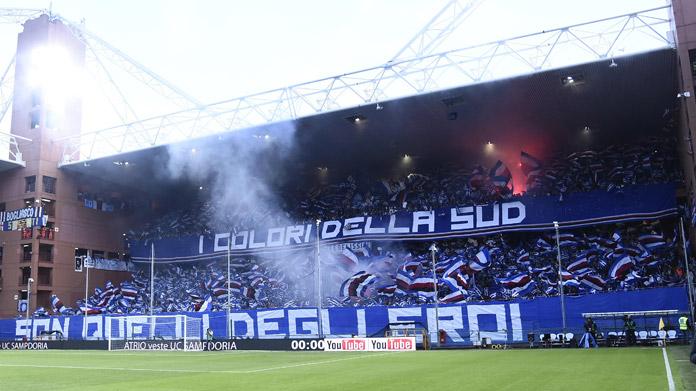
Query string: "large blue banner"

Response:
xmin=129 ymin=184 xmax=677 ymax=262
xmin=1 ymin=287 xmax=686 ymax=345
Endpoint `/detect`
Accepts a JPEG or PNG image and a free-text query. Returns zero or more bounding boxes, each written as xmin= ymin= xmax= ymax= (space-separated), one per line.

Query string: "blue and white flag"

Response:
xmin=609 ymin=256 xmax=634 ymax=280
xmin=469 ymin=249 xmax=491 ymax=271
xmin=489 ymin=160 xmax=512 ymax=187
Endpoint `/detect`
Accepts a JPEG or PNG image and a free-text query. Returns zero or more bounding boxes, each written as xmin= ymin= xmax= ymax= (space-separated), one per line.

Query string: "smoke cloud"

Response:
xmin=165 ymin=123 xmax=297 ymax=232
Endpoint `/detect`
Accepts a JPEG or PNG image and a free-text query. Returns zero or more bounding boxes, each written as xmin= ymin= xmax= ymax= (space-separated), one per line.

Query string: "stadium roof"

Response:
xmin=61 ymin=48 xmax=678 ymax=195
xmin=0 ymin=132 xmax=27 ymax=172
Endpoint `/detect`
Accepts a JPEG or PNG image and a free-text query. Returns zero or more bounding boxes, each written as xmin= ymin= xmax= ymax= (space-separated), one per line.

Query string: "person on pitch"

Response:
xmin=679 ymin=314 xmax=691 ymax=342
xmin=623 ymin=315 xmax=636 ymax=346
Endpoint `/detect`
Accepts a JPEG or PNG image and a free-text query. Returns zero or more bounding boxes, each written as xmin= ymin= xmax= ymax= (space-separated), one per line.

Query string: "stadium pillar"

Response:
xmin=553 ymin=221 xmax=567 ymax=332
xmin=429 ymin=243 xmax=440 ymax=347
xmin=316 ymin=220 xmax=323 ymax=338
xmin=83 ymin=261 xmax=88 ymax=339
xmin=150 ymin=244 xmax=154 ymax=318
xmin=680 ymin=218 xmax=696 ymax=323
xmin=25 ymin=277 xmax=33 ymax=338
xmin=227 ymin=239 xmax=231 ymax=339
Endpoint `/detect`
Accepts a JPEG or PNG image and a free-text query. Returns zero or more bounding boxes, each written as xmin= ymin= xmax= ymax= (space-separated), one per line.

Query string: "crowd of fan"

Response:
xmin=34 ymin=135 xmax=685 ymax=316
xmin=126 ymin=138 xmax=681 ymax=244
xmin=37 ymin=220 xmax=688 ymax=316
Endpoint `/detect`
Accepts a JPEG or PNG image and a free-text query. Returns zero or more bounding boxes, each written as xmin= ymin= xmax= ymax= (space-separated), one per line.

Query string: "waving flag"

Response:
xmin=560 ymin=270 xmax=574 ymax=281
xmin=441 ymin=290 xmax=467 ymax=303
xmin=536 ymin=238 xmax=553 ymax=250
xmin=567 ymin=255 xmax=590 ymax=272
xmin=489 ymin=160 xmax=512 ymax=187
xmin=612 ymin=231 xmax=622 ymax=243
xmin=562 ymin=279 xmax=581 ymax=288
xmin=196 ymin=296 xmax=213 ymax=312
xmin=336 ymin=248 xmax=360 ymax=271
xmin=79 ymin=305 xmax=104 ymax=315
xmin=531 ymin=265 xmax=553 ymax=274
xmin=242 ymin=286 xmax=257 ymax=300
xmin=557 ymin=233 xmax=578 ymax=247
xmin=572 ymin=268 xmax=594 ymax=278
xmin=638 ymin=234 xmax=667 ymax=250
xmin=50 ymin=294 xmax=71 ymax=315
xmin=443 ymin=259 xmax=465 ymax=277
xmin=609 ymin=256 xmax=634 ymax=280
xmin=377 ymin=284 xmax=397 ymax=297
xmin=212 ymin=287 xmax=228 ymax=297
xmin=520 ymin=151 xmax=543 ymax=177
xmin=580 ymin=274 xmax=606 ymax=290
xmin=339 ymin=271 xmax=377 ymax=297
xmin=511 ymin=280 xmax=536 ymax=297
xmin=410 ymin=277 xmax=437 ymax=292
xmin=396 ymin=269 xmax=414 ymax=290
xmin=498 ymin=273 xmax=532 ymax=289
xmin=435 ymin=259 xmax=453 ymax=274
xmin=516 ymin=251 xmax=530 ymax=264
xmin=443 ymin=271 xmax=470 ymax=291
xmin=205 ymin=274 xmax=226 ymax=290
xmin=470 ymin=249 xmax=491 ymax=271
xmin=400 ymin=260 xmax=422 ymax=275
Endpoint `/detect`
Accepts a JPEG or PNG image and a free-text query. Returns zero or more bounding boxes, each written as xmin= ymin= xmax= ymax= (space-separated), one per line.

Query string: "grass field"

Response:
xmin=0 ymin=346 xmax=692 ymax=390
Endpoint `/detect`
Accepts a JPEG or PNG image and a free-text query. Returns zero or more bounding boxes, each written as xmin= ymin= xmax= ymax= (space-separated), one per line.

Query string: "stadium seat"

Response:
xmin=565 ymin=333 xmax=574 ymax=342
xmin=638 ymin=331 xmax=648 ymax=340
xmin=667 ymin=330 xmax=677 ymax=339
xmin=648 ymin=331 xmax=658 ymax=338
xmin=657 ymin=330 xmax=666 ymax=339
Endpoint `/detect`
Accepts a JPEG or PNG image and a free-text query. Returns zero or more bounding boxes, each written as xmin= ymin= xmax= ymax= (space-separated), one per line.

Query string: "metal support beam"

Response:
xmin=390 ymin=0 xmax=485 ymax=62
xmin=55 ymin=6 xmax=673 ymax=164
xmin=0 ymin=55 xmax=15 ymax=125
xmin=0 ymin=8 xmax=45 ymax=24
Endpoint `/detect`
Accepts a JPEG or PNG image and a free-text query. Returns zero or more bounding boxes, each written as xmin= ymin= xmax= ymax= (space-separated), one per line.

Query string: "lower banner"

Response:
xmin=1 ymin=287 xmax=687 ymax=346
xmin=324 ymin=337 xmax=416 ymax=352
xmin=109 ymin=338 xmax=325 ymax=351
xmin=0 ymin=340 xmax=107 ymax=350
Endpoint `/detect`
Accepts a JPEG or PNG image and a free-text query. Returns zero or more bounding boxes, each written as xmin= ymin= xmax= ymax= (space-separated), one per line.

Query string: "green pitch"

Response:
xmin=0 ymin=347 xmax=689 ymax=390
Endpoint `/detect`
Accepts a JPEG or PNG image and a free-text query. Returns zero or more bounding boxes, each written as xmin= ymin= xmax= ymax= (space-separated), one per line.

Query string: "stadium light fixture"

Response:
xmin=561 ymin=73 xmax=585 ymax=86
xmin=583 ymin=126 xmax=591 ymax=135
xmin=678 ymin=91 xmax=692 ymax=98
xmin=345 ymin=114 xmax=366 ymax=124
xmin=198 ymin=186 xmax=203 ymax=190
xmin=609 ymin=59 xmax=618 ymax=68
xmin=28 ymin=45 xmax=83 ymax=109
xmin=375 ymin=103 xmax=383 ymax=111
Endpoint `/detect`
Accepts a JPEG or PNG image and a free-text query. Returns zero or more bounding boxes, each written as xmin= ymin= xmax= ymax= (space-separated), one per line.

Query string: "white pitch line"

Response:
xmin=242 ymin=352 xmax=399 ymax=373
xmin=0 ymin=350 xmax=265 ymax=358
xmin=661 ymin=347 xmax=675 ymax=391
xmin=0 ymin=351 xmax=401 ymax=374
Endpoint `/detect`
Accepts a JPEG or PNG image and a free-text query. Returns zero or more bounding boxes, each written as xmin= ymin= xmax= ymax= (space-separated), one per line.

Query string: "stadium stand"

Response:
xmin=35 ymin=134 xmax=684 ymax=316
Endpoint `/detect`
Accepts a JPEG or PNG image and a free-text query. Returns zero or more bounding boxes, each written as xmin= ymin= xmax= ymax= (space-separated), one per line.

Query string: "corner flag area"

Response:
xmin=0 ymin=347 xmax=691 ymax=390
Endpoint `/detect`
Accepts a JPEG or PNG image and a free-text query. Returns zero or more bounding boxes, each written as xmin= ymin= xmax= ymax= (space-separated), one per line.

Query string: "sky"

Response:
xmin=0 ymin=0 xmax=670 ymax=139
xmin=0 ymin=0 xmax=668 ymax=100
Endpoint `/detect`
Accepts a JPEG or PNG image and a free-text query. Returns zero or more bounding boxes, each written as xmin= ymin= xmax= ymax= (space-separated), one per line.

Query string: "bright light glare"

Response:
xmin=28 ymin=45 xmax=83 ymax=108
